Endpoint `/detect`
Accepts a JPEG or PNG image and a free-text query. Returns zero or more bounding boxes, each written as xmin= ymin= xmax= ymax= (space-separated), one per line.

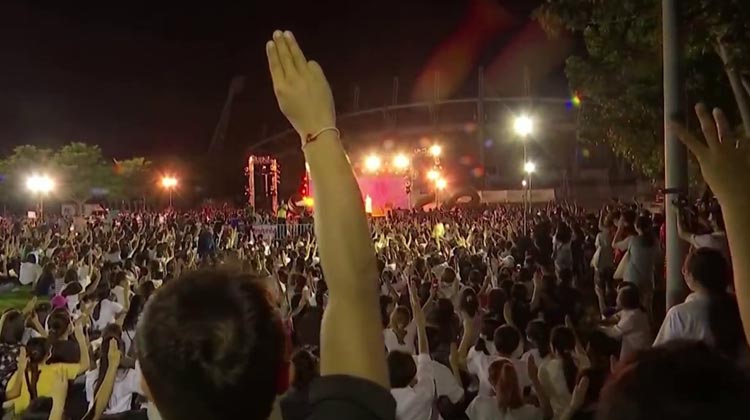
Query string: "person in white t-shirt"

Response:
xmin=599 ymin=284 xmax=651 ymax=360
xmin=384 ymin=306 xmax=417 ymax=354
xmin=19 ymin=254 xmax=42 ymax=286
xmin=389 ymin=282 xmax=435 ymax=420
xmin=91 ymin=286 xmax=126 ymax=332
xmin=85 ymin=325 xmax=144 ymax=415
xmin=467 ymin=325 xmax=529 ymax=397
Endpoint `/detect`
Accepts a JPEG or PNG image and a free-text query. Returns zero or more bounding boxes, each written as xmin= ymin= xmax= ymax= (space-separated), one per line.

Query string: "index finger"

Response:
xmin=284 ymin=31 xmax=308 ymax=75
xmin=266 ymin=41 xmax=284 ymax=89
xmin=695 ymin=103 xmax=720 ymax=149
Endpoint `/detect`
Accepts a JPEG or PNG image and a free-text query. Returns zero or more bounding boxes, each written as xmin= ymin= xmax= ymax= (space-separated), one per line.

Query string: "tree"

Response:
xmin=111 ymin=157 xmax=153 ymax=209
xmin=52 ymin=142 xmax=117 ymax=213
xmin=535 ymin=0 xmax=750 ymax=178
xmin=0 ymin=145 xmax=55 ymax=204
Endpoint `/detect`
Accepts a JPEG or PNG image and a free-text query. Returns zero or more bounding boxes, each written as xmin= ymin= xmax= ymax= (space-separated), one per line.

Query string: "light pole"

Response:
xmin=523 ymin=161 xmax=536 ymax=234
xmin=26 ymin=175 xmax=54 ymax=222
xmin=435 ymin=178 xmax=447 ymax=208
xmin=161 ymin=176 xmax=178 ymax=208
xmin=514 ymin=115 xmax=534 ymax=233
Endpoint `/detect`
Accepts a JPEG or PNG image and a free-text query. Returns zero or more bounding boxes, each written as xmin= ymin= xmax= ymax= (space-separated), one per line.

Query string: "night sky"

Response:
xmin=0 ymin=0 xmax=564 ymax=163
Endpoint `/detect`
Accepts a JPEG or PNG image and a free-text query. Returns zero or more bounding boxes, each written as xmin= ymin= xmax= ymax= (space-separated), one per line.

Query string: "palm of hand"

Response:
xmin=266 ymin=31 xmax=335 ymax=139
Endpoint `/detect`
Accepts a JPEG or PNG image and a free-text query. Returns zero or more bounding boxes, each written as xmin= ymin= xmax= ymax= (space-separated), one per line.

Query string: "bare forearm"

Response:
xmin=722 ymin=199 xmax=750 ymax=345
xmin=306 ymin=131 xmax=387 ymax=387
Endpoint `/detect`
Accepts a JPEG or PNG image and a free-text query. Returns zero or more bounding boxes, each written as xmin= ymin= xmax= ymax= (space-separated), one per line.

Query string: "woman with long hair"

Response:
xmin=383 ymin=306 xmax=416 ymax=354
xmin=465 ymin=358 xmax=547 ymax=420
xmin=623 ymin=216 xmax=659 ymax=315
xmin=84 ymin=324 xmax=143 ymax=415
xmin=46 ymin=310 xmax=80 ymax=364
xmin=654 ymin=248 xmax=748 ymax=361
xmin=523 ymin=320 xmax=551 ymax=366
xmin=538 ymin=326 xmax=579 ymax=418
xmin=279 ymin=348 xmax=319 ymax=420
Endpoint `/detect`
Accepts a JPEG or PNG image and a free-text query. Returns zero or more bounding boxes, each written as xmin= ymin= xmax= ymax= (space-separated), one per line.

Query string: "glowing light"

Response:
xmin=522 ymin=179 xmax=528 ymax=187
xmin=364 ymin=154 xmax=382 ymax=172
xmin=571 ymin=94 xmax=582 ymax=107
xmin=302 ymin=196 xmax=314 ymax=207
xmin=161 ymin=176 xmax=178 ymax=189
xmin=513 ymin=115 xmax=534 ymax=137
xmin=427 ymin=169 xmax=440 ymax=181
xmin=392 ymin=154 xmax=410 ymax=170
xmin=429 ymin=144 xmax=442 ymax=157
xmin=524 ymin=161 xmax=536 ymax=174
xmin=435 ymin=178 xmax=447 ymax=190
xmin=26 ymin=175 xmax=55 ymax=194
xmin=365 ymin=195 xmax=373 ymax=214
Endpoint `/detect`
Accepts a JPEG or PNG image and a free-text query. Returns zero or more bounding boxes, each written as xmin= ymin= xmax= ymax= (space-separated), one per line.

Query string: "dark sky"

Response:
xmin=0 ymin=0 xmax=558 ymax=161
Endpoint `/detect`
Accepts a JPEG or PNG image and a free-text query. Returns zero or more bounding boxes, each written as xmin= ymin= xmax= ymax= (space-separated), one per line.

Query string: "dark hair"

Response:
xmin=136 ymin=269 xmax=284 ymax=420
xmin=526 ymin=320 xmax=551 ymax=359
xmin=123 ymin=294 xmax=145 ymax=331
xmin=46 ymin=310 xmax=71 ymax=348
xmin=487 ymin=288 xmax=507 ymax=319
xmin=387 ymin=350 xmax=417 ymax=388
xmin=64 ymin=268 xmax=78 ymax=284
xmin=459 ymin=288 xmax=479 ymax=318
xmin=380 ymin=295 xmax=394 ymax=329
xmin=26 ymin=337 xmax=50 ymax=400
xmin=597 ymin=341 xmax=748 ymax=420
xmin=475 ymin=316 xmax=502 ymax=355
xmin=20 ymin=397 xmax=53 ymax=420
xmin=92 ymin=281 xmax=111 ymax=323
xmin=635 ymin=216 xmax=655 ymax=247
xmin=577 ymin=368 xmax=607 ymax=409
xmin=1 ymin=310 xmax=25 ymax=344
xmin=94 ymin=324 xmax=124 ymax=407
xmin=290 ymin=348 xmax=318 ymax=390
xmin=685 ymin=248 xmax=745 ymax=360
xmin=493 ymin=325 xmax=521 ymax=356
xmin=618 ymin=285 xmax=641 ymax=310
xmin=551 ymin=326 xmax=577 ymax=393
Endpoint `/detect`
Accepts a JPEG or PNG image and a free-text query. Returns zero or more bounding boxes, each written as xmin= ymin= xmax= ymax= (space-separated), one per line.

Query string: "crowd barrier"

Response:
xmin=252 ymin=223 xmax=314 ymax=242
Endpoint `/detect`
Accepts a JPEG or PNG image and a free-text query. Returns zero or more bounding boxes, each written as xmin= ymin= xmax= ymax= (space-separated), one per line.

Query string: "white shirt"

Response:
xmin=654 ymin=292 xmax=712 ymax=346
xmin=384 ymin=322 xmax=418 ymax=355
xmin=19 ymin=262 xmax=42 ymax=286
xmin=92 ymin=299 xmax=125 ymax=331
xmin=601 ymin=309 xmax=651 ymax=359
xmin=690 ymin=231 xmax=729 ymax=262
xmin=466 ymin=397 xmax=542 ymax=420
xmin=413 ymin=356 xmax=463 ymax=404
xmin=467 ymin=349 xmax=530 ymax=397
xmin=537 ymin=359 xmax=571 ymax=418
xmin=85 ymin=366 xmax=143 ymax=415
xmin=391 ymin=354 xmax=435 ymax=420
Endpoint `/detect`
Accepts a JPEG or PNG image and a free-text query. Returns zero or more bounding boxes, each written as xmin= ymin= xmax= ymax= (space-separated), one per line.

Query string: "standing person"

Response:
xmin=19 ymin=254 xmax=42 ymax=287
xmin=384 ymin=306 xmax=417 ymax=355
xmin=623 ymin=216 xmax=659 ymax=314
xmin=537 ymin=327 xmax=578 ymax=418
xmin=675 ymin=205 xmax=729 ymax=264
xmin=277 ymin=203 xmax=289 ymax=239
xmin=280 ymin=348 xmax=319 ymax=420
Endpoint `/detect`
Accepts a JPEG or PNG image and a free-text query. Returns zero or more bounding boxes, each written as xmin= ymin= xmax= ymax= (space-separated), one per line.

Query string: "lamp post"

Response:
xmin=514 ymin=115 xmax=534 ymax=233
xmin=523 ymin=161 xmax=536 ymax=235
xmin=435 ymin=178 xmax=447 ymax=208
xmin=161 ymin=176 xmax=178 ymax=208
xmin=26 ymin=175 xmax=54 ymax=222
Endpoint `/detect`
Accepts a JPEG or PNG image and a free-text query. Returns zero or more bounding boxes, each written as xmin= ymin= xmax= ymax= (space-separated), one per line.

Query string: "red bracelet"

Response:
xmin=303 ymin=127 xmax=340 ymax=149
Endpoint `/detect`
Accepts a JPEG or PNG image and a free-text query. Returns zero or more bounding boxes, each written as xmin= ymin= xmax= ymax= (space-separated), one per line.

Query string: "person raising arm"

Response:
xmin=671 ymin=104 xmax=750 ymax=347
xmin=267 ymin=30 xmax=394 ymax=418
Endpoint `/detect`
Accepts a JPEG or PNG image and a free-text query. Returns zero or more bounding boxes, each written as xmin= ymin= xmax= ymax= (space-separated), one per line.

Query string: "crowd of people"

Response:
xmin=0 ymin=31 xmax=749 ymax=420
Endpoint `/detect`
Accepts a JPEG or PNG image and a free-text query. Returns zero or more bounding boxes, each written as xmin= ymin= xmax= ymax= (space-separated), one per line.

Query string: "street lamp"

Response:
xmin=435 ymin=178 xmax=447 ymax=208
xmin=429 ymin=144 xmax=442 ymax=158
xmin=426 ymin=169 xmax=440 ymax=181
xmin=161 ymin=176 xmax=178 ymax=208
xmin=26 ymin=175 xmax=54 ymax=222
xmin=364 ymin=154 xmax=382 ymax=173
xmin=513 ymin=115 xmax=534 ymax=138
xmin=392 ymin=154 xmax=410 ymax=170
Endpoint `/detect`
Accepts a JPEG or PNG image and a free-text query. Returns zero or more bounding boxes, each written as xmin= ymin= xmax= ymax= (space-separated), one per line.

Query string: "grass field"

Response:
xmin=0 ymin=287 xmax=34 ymax=312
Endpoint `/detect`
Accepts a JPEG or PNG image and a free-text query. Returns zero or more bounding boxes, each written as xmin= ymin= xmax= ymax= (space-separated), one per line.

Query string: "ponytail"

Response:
xmin=489 ymin=359 xmax=523 ymax=410
xmin=551 ymin=326 xmax=577 ymax=393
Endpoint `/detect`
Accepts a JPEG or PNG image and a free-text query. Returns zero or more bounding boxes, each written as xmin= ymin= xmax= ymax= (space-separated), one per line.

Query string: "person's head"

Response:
xmin=557 ymin=268 xmax=573 ymax=287
xmin=474 ymin=316 xmax=502 ymax=355
xmin=510 ymin=282 xmax=528 ymax=302
xmin=46 ymin=310 xmax=72 ymax=343
xmin=488 ymin=359 xmax=523 ymax=410
xmin=26 ymin=337 xmax=51 ymax=366
xmin=390 ymin=306 xmax=411 ymax=330
xmin=634 ymin=215 xmax=654 ymax=244
xmin=25 ymin=253 xmax=38 ymax=265
xmin=617 ymin=284 xmax=642 ymax=311
xmin=95 ymin=325 xmax=125 ymax=394
xmin=1 ymin=310 xmax=25 ymax=344
xmin=290 ymin=348 xmax=318 ymax=390
xmin=123 ymin=294 xmax=145 ymax=331
xmin=458 ymin=288 xmax=479 ymax=318
xmin=487 ymin=288 xmax=507 ymax=317
xmin=380 ymin=295 xmax=395 ymax=328
xmin=136 ymin=269 xmax=284 ymax=420
xmin=20 ymin=397 xmax=53 ymax=420
xmin=387 ymin=350 xmax=417 ymax=388
xmin=683 ymin=248 xmax=745 ymax=359
xmin=64 ymin=268 xmax=78 ymax=284
xmin=597 ymin=341 xmax=749 ymax=420
xmin=526 ymin=320 xmax=550 ymax=359
xmin=493 ymin=325 xmax=521 ymax=357
xmin=551 ymin=326 xmax=577 ymax=392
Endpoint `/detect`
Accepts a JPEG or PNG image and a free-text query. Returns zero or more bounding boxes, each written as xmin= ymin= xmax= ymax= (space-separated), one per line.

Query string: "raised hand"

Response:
xmin=670 ymin=104 xmax=750 ymax=202
xmin=266 ymin=30 xmax=335 ymax=142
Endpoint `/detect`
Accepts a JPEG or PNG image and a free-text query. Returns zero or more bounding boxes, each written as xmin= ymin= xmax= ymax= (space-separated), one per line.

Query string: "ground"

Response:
xmin=0 ymin=287 xmax=34 ymax=312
